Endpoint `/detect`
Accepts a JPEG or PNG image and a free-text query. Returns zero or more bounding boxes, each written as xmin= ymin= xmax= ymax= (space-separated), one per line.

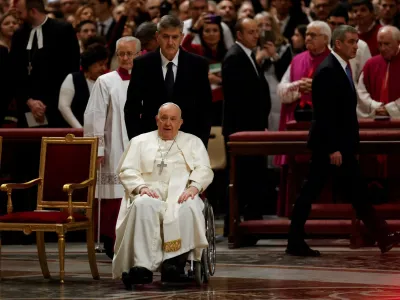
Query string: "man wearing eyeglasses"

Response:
xmin=84 ymin=36 xmax=142 ymax=259
xmin=327 ymin=4 xmax=371 ymax=82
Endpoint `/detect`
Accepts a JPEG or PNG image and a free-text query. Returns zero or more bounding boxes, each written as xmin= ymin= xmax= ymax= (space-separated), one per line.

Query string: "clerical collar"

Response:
xmin=117 ymin=67 xmax=131 ymax=81
xmin=160 ymin=49 xmax=179 ymax=68
xmin=356 ymin=21 xmax=376 ymax=34
xmin=27 ymin=16 xmax=48 ymax=50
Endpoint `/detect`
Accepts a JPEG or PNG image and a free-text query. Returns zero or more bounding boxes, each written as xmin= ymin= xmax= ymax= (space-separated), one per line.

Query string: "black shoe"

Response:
xmin=121 ymin=272 xmax=132 ymax=290
xmin=128 ymin=267 xmax=153 ymax=284
xmin=286 ymin=240 xmax=321 ymax=257
xmin=161 ymin=260 xmax=181 ymax=282
xmin=378 ymin=231 xmax=400 ymax=254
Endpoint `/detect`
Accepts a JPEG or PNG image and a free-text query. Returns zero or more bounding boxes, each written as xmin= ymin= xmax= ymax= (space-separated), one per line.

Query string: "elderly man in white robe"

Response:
xmin=112 ymin=103 xmax=213 ymax=289
xmin=84 ymin=36 xmax=141 ymax=258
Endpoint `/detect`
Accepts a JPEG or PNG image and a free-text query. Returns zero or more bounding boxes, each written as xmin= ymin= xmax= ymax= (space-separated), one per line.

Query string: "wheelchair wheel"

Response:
xmin=206 ymin=203 xmax=216 ymax=276
xmin=194 ymin=261 xmax=203 ymax=286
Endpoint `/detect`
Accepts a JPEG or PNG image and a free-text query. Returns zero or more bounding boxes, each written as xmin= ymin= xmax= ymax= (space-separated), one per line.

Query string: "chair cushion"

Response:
xmin=0 ymin=211 xmax=88 ymax=223
xmin=229 ymin=131 xmax=308 ymax=142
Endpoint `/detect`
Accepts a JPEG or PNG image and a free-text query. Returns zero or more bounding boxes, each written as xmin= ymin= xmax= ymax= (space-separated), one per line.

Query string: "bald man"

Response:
xmin=357 ymin=25 xmax=400 ymax=118
xmin=113 ymin=102 xmax=214 ymax=289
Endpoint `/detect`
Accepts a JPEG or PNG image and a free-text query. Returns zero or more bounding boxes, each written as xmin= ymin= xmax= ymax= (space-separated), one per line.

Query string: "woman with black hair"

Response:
xmin=58 ymin=43 xmax=108 ymax=128
xmin=182 ymin=15 xmax=226 ymax=125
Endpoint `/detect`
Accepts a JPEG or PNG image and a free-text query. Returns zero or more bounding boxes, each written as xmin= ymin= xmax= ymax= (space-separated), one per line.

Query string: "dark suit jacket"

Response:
xmin=125 ymin=48 xmax=212 ymax=147
xmin=308 ymin=53 xmax=359 ymax=155
xmin=0 ymin=45 xmax=10 ymax=126
xmin=221 ymin=43 xmax=271 ymax=137
xmin=9 ymin=18 xmax=80 ymax=127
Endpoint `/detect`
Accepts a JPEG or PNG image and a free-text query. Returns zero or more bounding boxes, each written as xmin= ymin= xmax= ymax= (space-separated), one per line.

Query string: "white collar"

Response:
xmin=236 ymin=41 xmax=253 ymax=57
xmin=356 ymin=21 xmax=376 ymax=34
xmin=331 ymin=50 xmax=348 ymax=72
xmin=160 ymin=49 xmax=180 ymax=68
xmin=27 ymin=16 xmax=48 ymax=50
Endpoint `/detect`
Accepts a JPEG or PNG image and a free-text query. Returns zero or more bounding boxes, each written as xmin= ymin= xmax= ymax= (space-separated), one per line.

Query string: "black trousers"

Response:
xmin=289 ymin=152 xmax=389 ymax=242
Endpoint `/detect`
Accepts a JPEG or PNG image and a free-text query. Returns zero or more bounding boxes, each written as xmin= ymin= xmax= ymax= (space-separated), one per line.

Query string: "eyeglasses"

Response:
xmin=305 ymin=32 xmax=323 ymax=39
xmin=117 ymin=51 xmax=140 ymax=58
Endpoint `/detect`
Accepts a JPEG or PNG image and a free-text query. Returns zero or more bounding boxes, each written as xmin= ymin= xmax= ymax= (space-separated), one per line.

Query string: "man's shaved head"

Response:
xmin=158 ymin=102 xmax=182 ymax=118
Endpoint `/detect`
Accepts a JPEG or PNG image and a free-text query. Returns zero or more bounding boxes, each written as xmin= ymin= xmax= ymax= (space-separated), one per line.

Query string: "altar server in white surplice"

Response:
xmin=84 ymin=36 xmax=141 ymax=258
xmin=112 ymin=103 xmax=213 ymax=288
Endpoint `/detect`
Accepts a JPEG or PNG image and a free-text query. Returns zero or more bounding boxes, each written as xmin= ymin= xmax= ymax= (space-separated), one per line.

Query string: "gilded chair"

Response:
xmin=0 ymin=134 xmax=99 ymax=283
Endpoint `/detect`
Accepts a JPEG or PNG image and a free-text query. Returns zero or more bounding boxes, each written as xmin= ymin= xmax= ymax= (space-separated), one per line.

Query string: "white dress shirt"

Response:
xmin=160 ymin=49 xmax=179 ymax=80
xmin=236 ymin=41 xmax=258 ymax=75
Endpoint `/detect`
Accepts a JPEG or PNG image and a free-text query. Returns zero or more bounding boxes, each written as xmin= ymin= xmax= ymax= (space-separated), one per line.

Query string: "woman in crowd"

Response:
xmin=0 ymin=12 xmax=19 ymax=126
xmin=74 ymin=4 xmax=96 ymax=26
xmin=182 ymin=15 xmax=227 ymax=125
xmin=58 ymin=43 xmax=109 ymax=128
xmin=291 ymin=24 xmax=307 ymax=54
xmin=255 ymin=11 xmax=292 ymax=133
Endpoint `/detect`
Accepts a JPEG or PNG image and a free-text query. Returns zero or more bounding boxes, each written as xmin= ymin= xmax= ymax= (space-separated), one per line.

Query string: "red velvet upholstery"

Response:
xmin=0 ymin=211 xmax=87 ymax=223
xmin=0 ymin=128 xmax=83 ymax=140
xmin=229 ymin=131 xmax=309 ymax=142
xmin=42 ymin=143 xmax=91 ymax=203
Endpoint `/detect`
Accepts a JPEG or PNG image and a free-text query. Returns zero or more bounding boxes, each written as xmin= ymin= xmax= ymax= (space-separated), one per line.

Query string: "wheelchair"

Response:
xmin=179 ymin=197 xmax=216 ymax=286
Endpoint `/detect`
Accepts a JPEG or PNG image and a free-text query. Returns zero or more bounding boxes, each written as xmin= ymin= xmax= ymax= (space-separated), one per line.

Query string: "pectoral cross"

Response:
xmin=27 ymin=62 xmax=32 ymax=76
xmin=157 ymin=160 xmax=167 ymax=175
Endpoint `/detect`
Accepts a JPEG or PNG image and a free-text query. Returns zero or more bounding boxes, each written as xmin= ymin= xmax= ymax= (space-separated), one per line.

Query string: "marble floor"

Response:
xmin=1 ymin=239 xmax=400 ymax=300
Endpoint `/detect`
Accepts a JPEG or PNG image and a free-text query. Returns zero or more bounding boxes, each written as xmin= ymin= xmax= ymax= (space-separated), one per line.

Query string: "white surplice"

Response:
xmin=84 ymin=71 xmax=129 ymax=199
xmin=112 ymin=131 xmax=213 ymax=279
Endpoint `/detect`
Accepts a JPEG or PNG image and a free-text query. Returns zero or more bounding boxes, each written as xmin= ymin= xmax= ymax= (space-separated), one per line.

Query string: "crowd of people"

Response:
xmin=1 ymin=0 xmax=400 ymax=284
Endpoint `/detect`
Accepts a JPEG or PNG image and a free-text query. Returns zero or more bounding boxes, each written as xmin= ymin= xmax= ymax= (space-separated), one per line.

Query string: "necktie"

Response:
xmin=345 ymin=64 xmax=354 ymax=89
xmin=100 ymin=23 xmax=106 ymax=36
xmin=165 ymin=61 xmax=175 ymax=99
xmin=250 ymin=52 xmax=259 ymax=75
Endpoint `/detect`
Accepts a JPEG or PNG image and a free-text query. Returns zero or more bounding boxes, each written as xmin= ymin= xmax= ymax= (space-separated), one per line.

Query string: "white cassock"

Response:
xmin=112 ymin=130 xmax=213 ymax=279
xmin=84 ymin=70 xmax=130 ymax=199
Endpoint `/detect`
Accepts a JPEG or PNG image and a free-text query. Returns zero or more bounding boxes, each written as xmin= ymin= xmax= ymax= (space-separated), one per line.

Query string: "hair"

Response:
xmin=378 ymin=25 xmax=400 ymax=41
xmin=332 ymin=25 xmax=358 ymax=49
xmin=328 ymin=3 xmax=349 ymax=23
xmin=235 ymin=17 xmax=253 ymax=34
xmin=307 ymin=21 xmax=332 ymax=45
xmin=296 ymin=24 xmax=308 ymax=40
xmin=199 ymin=19 xmax=227 ymax=61
xmin=98 ymin=0 xmax=112 ymax=7
xmin=76 ymin=20 xmax=96 ymax=32
xmin=255 ymin=11 xmax=288 ymax=47
xmin=82 ymin=35 xmax=107 ymax=50
xmin=135 ymin=21 xmax=157 ymax=45
xmin=80 ymin=43 xmax=109 ymax=71
xmin=116 ymin=36 xmax=141 ymax=53
xmin=157 ymin=14 xmax=184 ymax=32
xmin=74 ymin=5 xmax=94 ymax=24
xmin=0 ymin=12 xmax=17 ymax=37
xmin=26 ymin=0 xmax=46 ymax=13
xmin=189 ymin=0 xmax=207 ymax=8
xmin=158 ymin=102 xmax=182 ymax=117
xmin=350 ymin=0 xmax=374 ymax=12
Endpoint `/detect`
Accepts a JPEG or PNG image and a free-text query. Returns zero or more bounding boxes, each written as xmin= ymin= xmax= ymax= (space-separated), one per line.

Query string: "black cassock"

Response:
xmin=9 ymin=18 xmax=80 ymax=128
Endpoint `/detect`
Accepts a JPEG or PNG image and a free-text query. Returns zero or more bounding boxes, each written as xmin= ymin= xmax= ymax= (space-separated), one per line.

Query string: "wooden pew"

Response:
xmin=228 ymin=130 xmax=400 ymax=249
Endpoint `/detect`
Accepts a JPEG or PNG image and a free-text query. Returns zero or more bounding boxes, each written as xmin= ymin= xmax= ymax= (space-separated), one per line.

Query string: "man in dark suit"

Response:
xmin=222 ymin=17 xmax=270 ymax=226
xmin=10 ymin=0 xmax=80 ymax=128
xmin=124 ymin=14 xmax=212 ymax=147
xmin=287 ymin=25 xmax=400 ymax=257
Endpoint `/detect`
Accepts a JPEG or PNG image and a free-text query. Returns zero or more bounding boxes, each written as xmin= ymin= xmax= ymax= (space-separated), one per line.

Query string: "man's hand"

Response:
xmin=256 ymin=47 xmax=269 ymax=64
xmin=208 ymin=73 xmax=222 ymax=85
xmin=27 ymin=99 xmax=46 ymax=122
xmin=140 ymin=187 xmax=159 ymax=198
xmin=192 ymin=12 xmax=209 ymax=30
xmin=178 ymin=186 xmax=199 ymax=203
xmin=376 ymin=106 xmax=389 ymax=116
xmin=264 ymin=41 xmax=277 ymax=58
xmin=299 ymin=78 xmax=312 ymax=93
xmin=330 ymin=151 xmax=342 ymax=166
xmin=97 ymin=156 xmax=104 ymax=167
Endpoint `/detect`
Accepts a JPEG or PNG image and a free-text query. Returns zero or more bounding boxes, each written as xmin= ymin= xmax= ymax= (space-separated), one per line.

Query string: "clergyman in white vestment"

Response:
xmin=84 ymin=36 xmax=142 ymax=257
xmin=112 ymin=103 xmax=213 ymax=287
